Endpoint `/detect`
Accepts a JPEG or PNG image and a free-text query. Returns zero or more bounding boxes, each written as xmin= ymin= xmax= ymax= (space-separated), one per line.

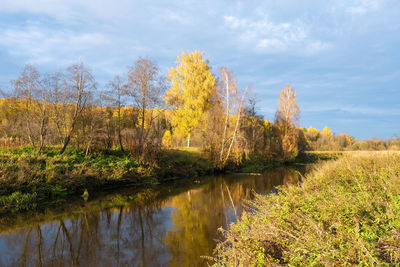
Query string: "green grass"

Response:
xmin=214 ymin=152 xmax=400 ymax=266
xmin=295 ymin=151 xmax=343 ymax=163
xmin=236 ymin=151 xmax=340 ymax=174
xmin=155 ymin=149 xmax=213 ymax=181
xmin=0 ymin=147 xmax=141 ymax=213
xmin=0 ymin=146 xmax=213 ymax=214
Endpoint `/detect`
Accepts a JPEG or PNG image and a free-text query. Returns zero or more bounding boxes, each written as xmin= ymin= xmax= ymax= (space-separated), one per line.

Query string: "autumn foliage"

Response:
xmin=1 ymin=50 xmax=396 ymax=171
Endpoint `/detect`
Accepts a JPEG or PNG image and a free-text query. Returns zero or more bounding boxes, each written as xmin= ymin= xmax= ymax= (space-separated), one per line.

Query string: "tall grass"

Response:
xmin=214 ymin=152 xmax=400 ymax=266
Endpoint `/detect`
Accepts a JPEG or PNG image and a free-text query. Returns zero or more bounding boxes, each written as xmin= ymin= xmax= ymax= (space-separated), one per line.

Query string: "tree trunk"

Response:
xmin=37 ymin=118 xmax=46 ymax=154
xmin=37 ymin=136 xmax=44 ymax=154
xmin=26 ymin=121 xmax=35 ymax=148
xmin=59 ymin=107 xmax=78 ymax=154
xmin=187 ymin=133 xmax=191 ymax=147
xmin=224 ymin=88 xmax=247 ymax=165
xmin=117 ymin=109 xmax=124 ymax=152
xmin=85 ymin=124 xmax=94 ymax=157
xmin=139 ymin=91 xmax=146 ymax=154
xmin=118 ymin=130 xmax=124 ymax=152
xmin=85 ymin=138 xmax=92 ymax=157
xmin=220 ymin=72 xmax=230 ymax=164
xmin=59 ymin=120 xmax=76 ymax=154
xmin=59 ymin=136 xmax=70 ymax=155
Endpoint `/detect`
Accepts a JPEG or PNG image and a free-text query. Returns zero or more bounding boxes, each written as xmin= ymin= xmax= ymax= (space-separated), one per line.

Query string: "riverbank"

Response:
xmin=0 ymin=147 xmax=339 ymax=214
xmin=214 ymin=152 xmax=400 ymax=266
xmin=0 ymin=147 xmax=213 ymax=214
xmin=237 ymin=151 xmax=342 ymax=173
xmin=0 ymin=166 xmax=310 ymax=266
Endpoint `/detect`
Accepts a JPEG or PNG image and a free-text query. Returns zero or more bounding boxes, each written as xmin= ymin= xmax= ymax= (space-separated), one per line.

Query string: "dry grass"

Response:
xmin=214 ymin=152 xmax=400 ymax=266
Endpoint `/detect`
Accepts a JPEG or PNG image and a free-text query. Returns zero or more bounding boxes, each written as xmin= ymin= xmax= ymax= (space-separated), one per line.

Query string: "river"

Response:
xmin=0 ymin=166 xmax=310 ymax=266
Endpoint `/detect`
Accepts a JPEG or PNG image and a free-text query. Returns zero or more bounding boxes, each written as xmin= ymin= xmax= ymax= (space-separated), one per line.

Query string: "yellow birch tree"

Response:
xmin=165 ymin=51 xmax=216 ymax=147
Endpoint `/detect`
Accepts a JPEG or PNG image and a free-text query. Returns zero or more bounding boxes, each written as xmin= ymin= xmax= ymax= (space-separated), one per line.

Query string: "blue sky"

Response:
xmin=0 ymin=0 xmax=399 ymax=139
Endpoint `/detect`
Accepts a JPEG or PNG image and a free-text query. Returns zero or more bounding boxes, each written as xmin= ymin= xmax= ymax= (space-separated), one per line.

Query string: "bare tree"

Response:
xmin=106 ymin=75 xmax=126 ymax=152
xmin=34 ymin=74 xmax=51 ymax=154
xmin=223 ymin=86 xmax=247 ymax=166
xmin=50 ymin=71 xmax=65 ymax=146
xmin=274 ymin=84 xmax=300 ymax=160
xmin=242 ymin=92 xmax=266 ymax=153
xmin=127 ymin=57 xmax=165 ymax=155
xmin=82 ymin=105 xmax=105 ymax=156
xmin=12 ymin=65 xmax=51 ymax=153
xmin=13 ymin=64 xmax=40 ymax=147
xmin=215 ymin=67 xmax=248 ymax=167
xmin=218 ymin=67 xmax=238 ymax=164
xmin=58 ymin=63 xmax=95 ymax=154
xmin=275 ymin=84 xmax=299 ymax=136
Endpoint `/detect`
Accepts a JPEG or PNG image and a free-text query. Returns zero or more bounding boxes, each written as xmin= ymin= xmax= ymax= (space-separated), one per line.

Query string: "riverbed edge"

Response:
xmin=213 ymin=152 xmax=400 ymax=266
xmin=0 ymin=147 xmax=338 ymax=214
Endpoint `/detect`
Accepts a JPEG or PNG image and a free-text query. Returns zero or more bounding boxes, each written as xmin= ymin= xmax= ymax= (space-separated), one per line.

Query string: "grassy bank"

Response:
xmin=0 ymin=147 xmax=338 ymax=214
xmin=214 ymin=152 xmax=400 ymax=266
xmin=0 ymin=147 xmax=213 ymax=214
xmin=237 ymin=151 xmax=342 ymax=173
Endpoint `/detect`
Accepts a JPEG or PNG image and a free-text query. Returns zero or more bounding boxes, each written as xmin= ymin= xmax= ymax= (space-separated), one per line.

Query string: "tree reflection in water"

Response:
xmin=0 ymin=166 xmax=309 ymax=266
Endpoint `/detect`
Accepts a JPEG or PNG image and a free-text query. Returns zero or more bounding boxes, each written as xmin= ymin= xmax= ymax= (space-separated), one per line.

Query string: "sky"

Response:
xmin=0 ymin=0 xmax=399 ymax=140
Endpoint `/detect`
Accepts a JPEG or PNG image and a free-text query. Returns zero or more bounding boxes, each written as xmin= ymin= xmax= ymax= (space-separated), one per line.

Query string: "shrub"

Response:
xmin=0 ymin=191 xmax=37 ymax=213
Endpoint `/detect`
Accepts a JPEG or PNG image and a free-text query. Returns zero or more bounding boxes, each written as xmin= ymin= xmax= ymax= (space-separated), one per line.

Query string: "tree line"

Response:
xmin=0 ymin=50 xmax=396 ymax=167
xmin=304 ymin=126 xmax=400 ymax=151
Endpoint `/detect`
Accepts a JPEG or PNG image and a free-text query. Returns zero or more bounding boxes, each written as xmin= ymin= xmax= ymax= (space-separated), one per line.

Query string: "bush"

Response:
xmin=0 ymin=191 xmax=37 ymax=213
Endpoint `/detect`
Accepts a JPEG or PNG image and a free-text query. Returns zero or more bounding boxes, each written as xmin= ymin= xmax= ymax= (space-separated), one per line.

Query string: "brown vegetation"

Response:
xmin=214 ymin=152 xmax=400 ymax=266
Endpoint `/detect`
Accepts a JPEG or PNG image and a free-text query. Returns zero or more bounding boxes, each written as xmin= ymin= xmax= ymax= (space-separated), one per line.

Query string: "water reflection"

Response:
xmin=0 ymin=166 xmax=308 ymax=267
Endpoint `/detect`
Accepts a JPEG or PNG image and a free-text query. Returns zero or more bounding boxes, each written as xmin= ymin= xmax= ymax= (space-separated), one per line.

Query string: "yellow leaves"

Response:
xmin=282 ymin=132 xmax=299 ymax=160
xmin=322 ymin=126 xmax=333 ymax=137
xmin=165 ymin=51 xmax=216 ymax=141
xmin=346 ymin=135 xmax=354 ymax=146
xmin=307 ymin=126 xmax=320 ymax=140
xmin=166 ymin=51 xmax=215 ymax=110
xmin=390 ymin=145 xmax=399 ymax=151
xmin=308 ymin=126 xmax=319 ymax=134
xmin=162 ymin=130 xmax=173 ymax=148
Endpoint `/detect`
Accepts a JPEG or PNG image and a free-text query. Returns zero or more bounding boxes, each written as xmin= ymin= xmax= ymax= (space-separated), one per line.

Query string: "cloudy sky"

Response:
xmin=0 ymin=0 xmax=399 ymax=139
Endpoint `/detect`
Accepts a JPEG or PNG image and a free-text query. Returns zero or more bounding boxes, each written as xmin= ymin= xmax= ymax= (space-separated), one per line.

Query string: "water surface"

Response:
xmin=0 ymin=166 xmax=310 ymax=266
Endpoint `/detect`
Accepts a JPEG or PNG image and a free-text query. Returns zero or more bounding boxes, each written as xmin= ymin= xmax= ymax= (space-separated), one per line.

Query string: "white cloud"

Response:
xmin=224 ymin=16 xmax=247 ymax=29
xmin=223 ymin=15 xmax=328 ymax=54
xmin=0 ymin=26 xmax=110 ymax=64
xmin=257 ymin=39 xmax=284 ymax=50
xmin=346 ymin=0 xmax=384 ymax=14
xmin=258 ymin=79 xmax=283 ymax=86
xmin=302 ymin=105 xmax=400 ymax=116
xmin=341 ymin=106 xmax=400 ymax=115
xmin=305 ymin=41 xmax=331 ymax=55
xmin=0 ymin=0 xmax=142 ymax=26
xmin=163 ymin=10 xmax=193 ymax=25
